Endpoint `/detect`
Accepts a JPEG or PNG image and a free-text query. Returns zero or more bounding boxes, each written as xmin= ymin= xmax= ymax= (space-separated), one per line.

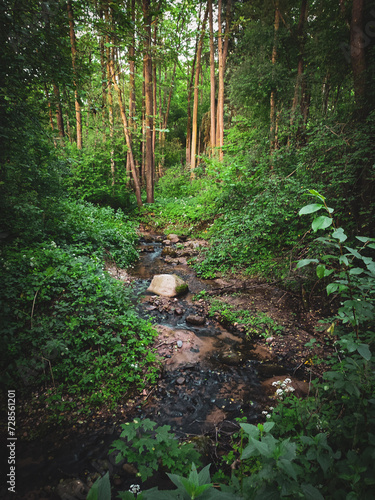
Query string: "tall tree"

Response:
xmin=190 ymin=4 xmax=209 ymax=177
xmin=350 ymin=0 xmax=367 ymax=116
xmin=67 ymin=0 xmax=83 ymax=149
xmin=142 ymin=0 xmax=154 ymax=203
xmin=208 ymin=0 xmax=216 ymax=155
xmin=216 ymin=0 xmax=231 ymax=161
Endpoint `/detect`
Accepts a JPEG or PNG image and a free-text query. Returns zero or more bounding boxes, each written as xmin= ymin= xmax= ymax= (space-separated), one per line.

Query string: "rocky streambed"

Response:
xmin=11 ymin=230 xmax=324 ymax=500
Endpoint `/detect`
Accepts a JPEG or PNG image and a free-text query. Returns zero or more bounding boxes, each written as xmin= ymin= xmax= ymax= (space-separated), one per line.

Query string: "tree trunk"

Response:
xmin=270 ymin=0 xmax=280 ymax=159
xmin=44 ymin=84 xmax=57 ymax=147
xmin=53 ymin=83 xmax=65 ymax=142
xmin=290 ymin=0 xmax=308 ymax=136
xmin=208 ymin=0 xmax=216 ymax=155
xmin=105 ymin=10 xmax=115 ymax=186
xmin=111 ymin=57 xmax=143 ymax=207
xmin=127 ymin=0 xmax=136 ymax=184
xmin=67 ymin=0 xmax=82 ymax=149
xmin=216 ymin=0 xmax=231 ymax=161
xmin=191 ymin=4 xmax=209 ymax=178
xmin=350 ymin=0 xmax=367 ymax=116
xmin=142 ymin=0 xmax=154 ymax=203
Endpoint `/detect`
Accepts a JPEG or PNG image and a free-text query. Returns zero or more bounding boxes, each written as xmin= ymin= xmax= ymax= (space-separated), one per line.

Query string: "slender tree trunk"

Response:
xmin=350 ymin=0 xmax=367 ymax=116
xmin=127 ymin=0 xmax=137 ymax=184
xmin=290 ymin=0 xmax=308 ymax=134
xmin=100 ymin=35 xmax=107 ymax=143
xmin=67 ymin=0 xmax=82 ymax=149
xmin=216 ymin=0 xmax=231 ymax=161
xmin=45 ymin=84 xmax=57 ymax=147
xmin=105 ymin=6 xmax=115 ymax=185
xmin=208 ymin=0 xmax=216 ymax=155
xmin=191 ymin=4 xmax=209 ymax=178
xmin=270 ymin=0 xmax=280 ymax=159
xmin=111 ymin=57 xmax=143 ymax=207
xmin=143 ymin=0 xmax=154 ymax=203
xmin=53 ymin=83 xmax=65 ymax=142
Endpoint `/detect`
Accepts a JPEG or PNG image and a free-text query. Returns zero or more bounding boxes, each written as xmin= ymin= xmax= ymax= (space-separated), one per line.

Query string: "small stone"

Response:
xmin=186 ymin=314 xmax=206 ymax=325
xmin=266 ymin=337 xmax=274 ymax=343
xmin=176 ymin=340 xmax=183 ymax=348
xmin=175 ymin=308 xmax=184 ymax=315
xmin=176 ymin=377 xmax=185 ymax=385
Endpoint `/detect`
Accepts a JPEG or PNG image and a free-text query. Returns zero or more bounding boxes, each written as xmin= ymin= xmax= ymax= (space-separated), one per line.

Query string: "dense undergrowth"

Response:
xmin=0 ymin=200 xmax=158 ymax=422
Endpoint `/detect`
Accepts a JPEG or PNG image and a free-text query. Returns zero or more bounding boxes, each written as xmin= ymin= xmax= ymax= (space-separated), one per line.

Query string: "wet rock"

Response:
xmin=176 ymin=377 xmax=185 ymax=385
xmin=186 ymin=314 xmax=206 ymax=325
xmin=147 ymin=274 xmax=188 ymax=297
xmin=163 ymin=239 xmax=171 ymax=245
xmin=257 ymin=363 xmax=286 ymax=378
xmin=261 ymin=376 xmax=309 ymax=398
xmin=177 ymin=340 xmax=183 ymax=348
xmin=162 ymin=247 xmax=177 ymax=257
xmin=56 ymin=479 xmax=88 ymax=500
xmin=123 ymin=463 xmax=138 ymax=475
xmin=143 ymin=234 xmax=154 ymax=243
xmin=175 ymin=307 xmax=184 ymax=315
xmin=217 ymin=350 xmax=243 ymax=366
xmin=167 ymin=234 xmax=180 ymax=243
xmin=250 ymin=345 xmax=277 ymax=362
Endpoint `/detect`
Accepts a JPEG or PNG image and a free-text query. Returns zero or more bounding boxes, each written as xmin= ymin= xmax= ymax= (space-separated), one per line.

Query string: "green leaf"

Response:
xmin=326 ymin=283 xmax=338 ymax=295
xmin=86 ymin=472 xmax=111 ymax=500
xmin=308 ymin=189 xmax=326 ymax=202
xmin=263 ymin=421 xmax=275 ymax=433
xmin=356 ymin=236 xmax=372 ymax=243
xmin=240 ymin=423 xmax=260 ymax=439
xmin=312 ymin=216 xmax=333 ymax=232
xmin=349 ymin=267 xmax=364 ymax=275
xmin=344 ymin=247 xmax=361 ymax=259
xmin=332 ymin=227 xmax=347 ymax=242
xmin=301 ymin=484 xmax=324 ymax=500
xmin=278 ymin=458 xmax=298 ymax=480
xmin=299 ymin=204 xmax=323 ymax=215
xmin=357 ymin=344 xmax=371 ymax=361
xmin=316 ymin=264 xmax=326 ymax=279
xmin=296 ymin=259 xmax=319 ymax=269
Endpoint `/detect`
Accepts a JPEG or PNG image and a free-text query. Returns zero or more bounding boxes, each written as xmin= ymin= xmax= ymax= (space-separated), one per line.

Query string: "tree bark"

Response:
xmin=143 ymin=0 xmax=154 ymax=203
xmin=216 ymin=0 xmax=231 ymax=161
xmin=289 ymin=0 xmax=308 ymax=141
xmin=105 ymin=6 xmax=115 ymax=186
xmin=270 ymin=0 xmax=280 ymax=158
xmin=350 ymin=0 xmax=367 ymax=116
xmin=208 ymin=0 xmax=216 ymax=155
xmin=53 ymin=83 xmax=65 ymax=142
xmin=67 ymin=0 xmax=82 ymax=149
xmin=190 ymin=4 xmax=209 ymax=178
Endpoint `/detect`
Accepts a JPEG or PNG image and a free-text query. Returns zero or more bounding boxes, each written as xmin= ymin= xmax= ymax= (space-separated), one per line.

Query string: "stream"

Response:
xmin=12 ymin=234 xmax=280 ymax=500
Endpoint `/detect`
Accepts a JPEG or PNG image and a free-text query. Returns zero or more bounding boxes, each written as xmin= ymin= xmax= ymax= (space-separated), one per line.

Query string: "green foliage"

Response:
xmin=86 ymin=472 xmax=111 ymax=500
xmin=207 ymin=298 xmax=284 ymax=338
xmin=110 ymin=419 xmax=202 ymax=482
xmin=0 ymin=200 xmax=158 ymax=416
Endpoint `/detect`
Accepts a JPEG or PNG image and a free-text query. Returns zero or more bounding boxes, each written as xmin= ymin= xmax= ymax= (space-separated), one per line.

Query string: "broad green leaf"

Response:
xmin=299 ymin=203 xmax=323 ymax=215
xmin=312 ymin=216 xmax=333 ymax=232
xmin=87 ymin=472 xmax=111 ymax=500
xmin=241 ymin=441 xmax=257 ymax=459
xmin=296 ymin=259 xmax=319 ymax=269
xmin=197 ymin=464 xmax=212 ymax=486
xmin=263 ymin=421 xmax=275 ymax=433
xmin=316 ymin=264 xmax=326 ymax=279
xmin=278 ymin=458 xmax=297 ymax=480
xmin=339 ymin=255 xmax=349 ymax=266
xmin=240 ymin=423 xmax=259 ymax=438
xmin=356 ymin=236 xmax=372 ymax=243
xmin=344 ymin=246 xmax=361 ymax=259
xmin=326 ymin=283 xmax=338 ymax=295
xmin=332 ymin=227 xmax=347 ymax=242
xmin=357 ymin=344 xmax=371 ymax=361
xmin=301 ymin=484 xmax=324 ymax=500
xmin=349 ymin=267 xmax=364 ymax=275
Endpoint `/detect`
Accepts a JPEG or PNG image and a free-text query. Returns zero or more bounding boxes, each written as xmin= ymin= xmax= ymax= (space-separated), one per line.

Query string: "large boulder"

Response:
xmin=147 ymin=274 xmax=188 ymax=297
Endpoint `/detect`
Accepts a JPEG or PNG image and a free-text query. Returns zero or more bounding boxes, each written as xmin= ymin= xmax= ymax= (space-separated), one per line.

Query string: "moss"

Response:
xmin=175 ymin=283 xmax=188 ymax=295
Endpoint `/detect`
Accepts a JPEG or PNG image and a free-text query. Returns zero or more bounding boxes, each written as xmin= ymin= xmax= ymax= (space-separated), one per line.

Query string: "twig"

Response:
xmin=30 ymin=289 xmax=39 ymax=329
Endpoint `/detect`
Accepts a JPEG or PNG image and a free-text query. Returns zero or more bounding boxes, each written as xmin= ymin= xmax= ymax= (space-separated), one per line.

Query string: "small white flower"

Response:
xmin=129 ymin=484 xmax=141 ymax=494
xmin=266 ymin=414 xmax=271 ymax=418
xmin=269 ymin=407 xmax=274 ymax=411
xmin=262 ymin=410 xmax=268 ymax=415
xmin=276 ymin=388 xmax=284 ymax=396
xmin=284 ymin=378 xmax=292 ymax=384
xmin=272 ymin=381 xmax=279 ymax=387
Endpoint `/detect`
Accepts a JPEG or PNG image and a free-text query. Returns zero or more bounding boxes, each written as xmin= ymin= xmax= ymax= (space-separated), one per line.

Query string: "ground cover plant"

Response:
xmin=0 ymin=200 xmax=159 ymax=422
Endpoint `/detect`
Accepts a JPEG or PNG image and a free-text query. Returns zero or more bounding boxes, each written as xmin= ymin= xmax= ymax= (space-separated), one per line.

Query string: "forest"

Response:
xmin=0 ymin=0 xmax=375 ymax=498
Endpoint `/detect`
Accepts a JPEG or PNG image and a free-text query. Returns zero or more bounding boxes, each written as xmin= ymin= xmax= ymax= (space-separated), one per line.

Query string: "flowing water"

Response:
xmin=13 ymin=235 xmax=273 ymax=499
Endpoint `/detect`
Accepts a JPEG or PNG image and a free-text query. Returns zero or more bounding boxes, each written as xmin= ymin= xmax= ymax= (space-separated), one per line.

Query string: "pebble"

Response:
xmin=176 ymin=377 xmax=185 ymax=385
xmin=176 ymin=340 xmax=183 ymax=348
